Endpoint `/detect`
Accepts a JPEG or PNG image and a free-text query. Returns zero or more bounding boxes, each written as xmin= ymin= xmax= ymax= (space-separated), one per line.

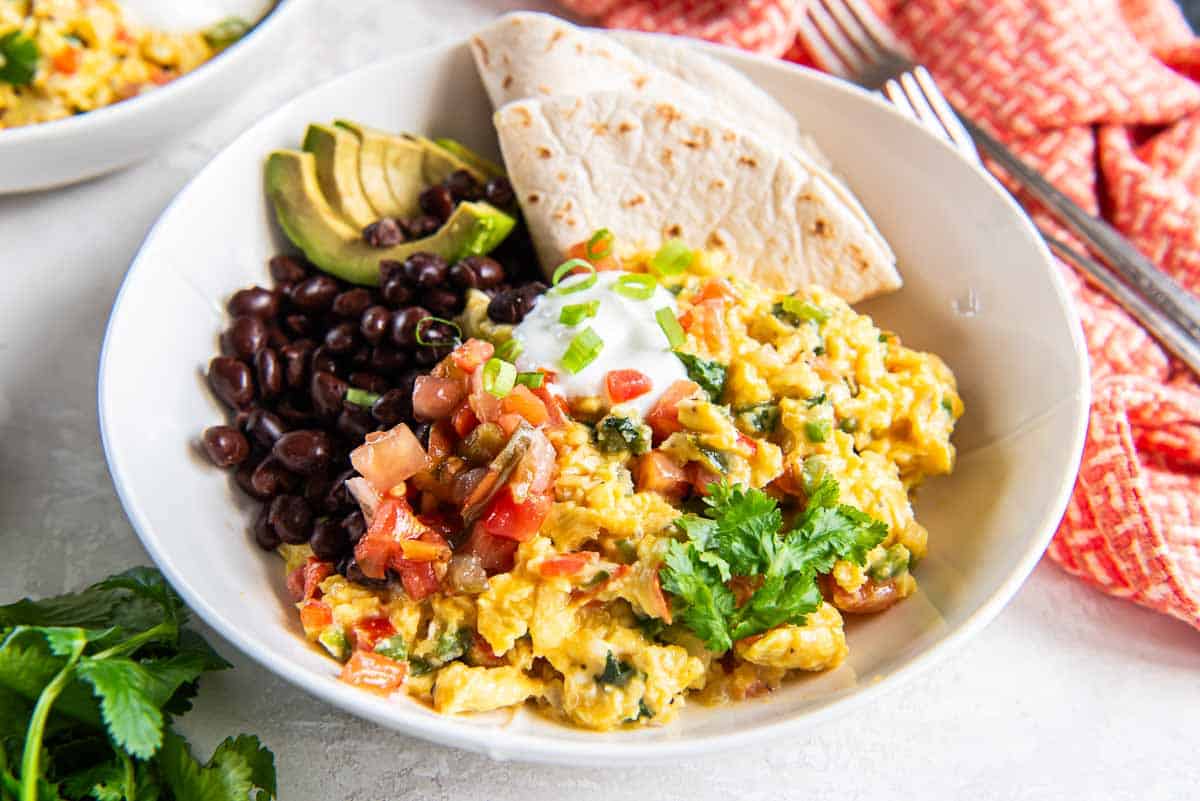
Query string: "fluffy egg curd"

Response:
xmin=0 ymin=1 xmax=249 ymax=130
xmin=280 ymin=239 xmax=961 ymax=731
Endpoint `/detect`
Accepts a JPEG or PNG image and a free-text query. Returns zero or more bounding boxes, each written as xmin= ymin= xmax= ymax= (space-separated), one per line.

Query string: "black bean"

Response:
xmin=253 ymin=504 xmax=280 ymax=550
xmin=418 ymin=185 xmax=454 ymax=221
xmin=311 ymin=345 xmax=339 ymax=376
xmin=362 ymin=217 xmax=406 ymax=248
xmin=332 ymin=288 xmax=374 ymax=318
xmin=347 ymin=346 xmax=371 ymax=370
xmin=483 ymin=176 xmax=515 ymax=207
xmin=269 ymin=494 xmax=314 ymax=545
xmin=368 ymin=345 xmax=408 ymax=375
xmin=251 ymin=457 xmax=299 ymax=499
xmin=281 ymin=340 xmax=313 ymax=390
xmin=244 ymin=408 xmax=287 ymax=448
xmin=338 ymin=556 xmax=388 ymax=588
xmin=202 ymin=425 xmax=249 ymax=468
xmin=208 ymin=356 xmax=255 ymax=409
xmin=269 ymin=254 xmax=308 ymax=285
xmin=284 ymin=313 xmax=312 ymax=337
xmin=273 ymin=429 xmax=332 ymax=475
xmin=360 ymin=305 xmax=391 ymax=344
xmin=390 ymin=306 xmax=430 ymax=348
xmin=337 ymin=404 xmax=374 ymax=441
xmin=403 ymin=252 xmax=448 ymax=289
xmin=402 ymin=215 xmax=441 ymax=239
xmin=223 ymin=315 xmax=269 ymax=360
xmin=234 ymin=457 xmax=262 ymax=499
xmin=445 ymin=169 xmax=481 ymax=201
xmin=228 ymin=287 xmax=279 ymax=319
xmin=275 ymin=394 xmax=317 ymax=426
xmin=463 ymin=255 xmax=505 ymax=288
xmin=303 ymin=473 xmax=334 ymax=511
xmin=326 ymin=468 xmax=355 ymax=511
xmin=423 ymin=287 xmax=464 ymax=316
xmin=447 ymin=261 xmax=479 ymax=290
xmin=411 ymin=421 xmax=432 ymax=448
xmin=343 ymin=510 xmax=367 ymax=544
xmin=289 ymin=275 xmax=339 ymax=311
xmin=310 ymin=371 xmax=348 ymax=419
xmin=486 ymin=288 xmax=526 ymax=324
xmin=254 ymin=348 xmax=283 ymax=400
xmin=371 ymin=388 xmax=410 ymax=428
xmin=349 ymin=372 xmax=389 ymax=393
xmin=323 ymin=321 xmax=357 ymax=354
xmin=266 ymin=323 xmax=290 ymax=350
xmin=380 ymin=272 xmax=414 ymax=307
xmin=310 ymin=517 xmax=351 ymax=561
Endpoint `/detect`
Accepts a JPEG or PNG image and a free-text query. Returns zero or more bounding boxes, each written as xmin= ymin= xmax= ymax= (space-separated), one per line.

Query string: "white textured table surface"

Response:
xmin=2 ymin=2 xmax=1198 ymax=798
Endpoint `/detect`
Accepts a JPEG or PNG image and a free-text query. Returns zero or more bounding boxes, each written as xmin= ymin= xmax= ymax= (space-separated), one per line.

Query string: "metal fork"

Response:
xmin=798 ymin=0 xmax=1200 ymax=376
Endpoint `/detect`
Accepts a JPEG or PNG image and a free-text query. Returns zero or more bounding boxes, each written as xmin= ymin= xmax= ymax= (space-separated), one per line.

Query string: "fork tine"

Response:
xmin=898 ymin=72 xmax=949 ymax=139
xmin=841 ymin=0 xmax=909 ymax=57
xmin=819 ymin=0 xmax=888 ymax=66
xmin=806 ymin=3 xmax=869 ymax=77
xmin=913 ymin=67 xmax=977 ymax=157
xmin=883 ymin=79 xmax=916 ymax=117
xmin=795 ymin=11 xmax=851 ymax=77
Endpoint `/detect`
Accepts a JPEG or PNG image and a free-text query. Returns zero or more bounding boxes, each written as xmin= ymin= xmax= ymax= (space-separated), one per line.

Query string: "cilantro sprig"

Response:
xmin=0 ymin=568 xmax=277 ymax=801
xmin=0 ymin=32 xmax=39 ymax=87
xmin=660 ymin=477 xmax=887 ymax=652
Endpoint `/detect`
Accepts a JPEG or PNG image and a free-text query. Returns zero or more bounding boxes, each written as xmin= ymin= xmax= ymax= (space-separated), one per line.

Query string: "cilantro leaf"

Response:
xmin=59 ymin=760 xmax=127 ymax=801
xmin=729 ymin=572 xmax=823 ymax=641
xmin=702 ymin=482 xmax=782 ymax=577
xmin=75 ymin=658 xmax=164 ymax=759
xmin=660 ymin=541 xmax=734 ymax=652
xmin=211 ymin=735 xmax=277 ymax=799
xmin=673 ymin=352 xmax=727 ymax=401
xmin=157 ymin=728 xmax=276 ymax=801
xmin=596 ymin=652 xmax=636 ymax=687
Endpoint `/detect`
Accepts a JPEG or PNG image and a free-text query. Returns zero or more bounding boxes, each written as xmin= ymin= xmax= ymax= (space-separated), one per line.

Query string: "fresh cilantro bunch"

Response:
xmin=660 ymin=477 xmax=888 ymax=652
xmin=0 ymin=568 xmax=277 ymax=801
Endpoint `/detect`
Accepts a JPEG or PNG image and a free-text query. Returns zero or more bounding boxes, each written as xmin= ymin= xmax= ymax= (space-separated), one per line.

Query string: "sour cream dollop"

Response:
xmin=513 ymin=271 xmax=688 ymax=416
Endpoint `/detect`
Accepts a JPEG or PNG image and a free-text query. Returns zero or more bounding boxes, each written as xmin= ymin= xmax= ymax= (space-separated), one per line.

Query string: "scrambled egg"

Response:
xmin=289 ymin=257 xmax=961 ymax=731
xmin=0 ymin=1 xmax=232 ymax=129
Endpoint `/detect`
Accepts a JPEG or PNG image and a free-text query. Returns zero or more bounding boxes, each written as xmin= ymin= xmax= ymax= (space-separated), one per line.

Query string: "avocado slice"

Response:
xmin=265 ymin=150 xmax=516 ymax=286
xmin=410 ymin=134 xmax=488 ymax=186
xmin=301 ymin=124 xmax=377 ymax=230
xmin=334 ymin=120 xmax=405 ymax=218
xmin=434 ymin=137 xmax=505 ymax=180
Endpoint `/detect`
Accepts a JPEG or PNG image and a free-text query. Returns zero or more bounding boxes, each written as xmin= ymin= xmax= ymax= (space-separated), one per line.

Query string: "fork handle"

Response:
xmin=958 ymin=114 xmax=1200 ymax=344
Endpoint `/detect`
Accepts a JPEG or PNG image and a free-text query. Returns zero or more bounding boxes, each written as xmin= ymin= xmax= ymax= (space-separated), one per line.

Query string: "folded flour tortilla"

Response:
xmin=494 ymin=93 xmax=901 ymax=303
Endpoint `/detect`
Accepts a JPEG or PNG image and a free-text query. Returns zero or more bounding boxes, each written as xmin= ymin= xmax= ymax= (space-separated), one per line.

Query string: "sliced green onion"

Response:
xmin=649 ymin=239 xmax=694 ymax=276
xmin=777 ymin=295 xmax=830 ymax=325
xmin=495 ymin=338 xmax=523 ymax=362
xmin=482 ymin=358 xmax=517 ymax=398
xmin=559 ymin=299 xmax=600 ymax=326
xmin=345 ymin=388 xmax=381 ymax=408
xmin=586 ymin=228 xmax=614 ymax=260
xmin=415 ymin=316 xmax=462 ymax=347
xmin=515 ymin=371 xmax=545 ymax=389
xmin=805 ymin=420 xmax=830 ymax=443
xmin=655 ymin=307 xmax=686 ymax=349
xmin=562 ymin=327 xmax=604 ymax=374
xmin=551 ymin=259 xmax=597 ymax=295
xmin=613 ymin=273 xmax=657 ymax=301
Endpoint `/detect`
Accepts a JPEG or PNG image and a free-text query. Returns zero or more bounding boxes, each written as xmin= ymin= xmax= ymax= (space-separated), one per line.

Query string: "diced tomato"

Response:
xmin=634 ymin=451 xmax=690 ymax=501
xmin=646 ymin=380 xmax=701 ymax=442
xmin=696 ymin=277 xmax=738 ymax=304
xmin=353 ymin=496 xmax=429 ymax=579
xmin=677 ymin=308 xmax=693 ymax=330
xmin=496 ymin=413 xmax=525 ymax=437
xmin=539 ymin=551 xmax=599 ymax=577
xmin=646 ymin=570 xmax=672 ymax=624
xmin=501 ymin=385 xmax=548 ymax=426
xmin=686 ymin=462 xmax=720 ymax=495
xmin=299 ymin=600 xmax=332 ymax=634
xmin=469 ymin=632 xmax=507 ymax=667
xmin=605 ymin=370 xmax=652 ymax=404
xmin=482 ymin=486 xmax=552 ymax=542
xmin=352 ymin=616 xmax=396 ymax=652
xmin=531 ymin=385 xmax=569 ymax=428
xmin=340 ymin=651 xmax=407 ymax=694
xmin=398 ymin=538 xmax=450 ymax=562
xmin=468 ymin=366 xmax=503 ymax=423
xmin=350 ymin=424 xmax=429 ymax=496
xmin=688 ymin=299 xmax=729 ymax=352
xmin=287 ymin=558 xmax=333 ymax=601
xmin=427 ymin=419 xmax=456 ymax=461
xmin=462 ymin=525 xmax=519 ymax=574
xmin=451 ymin=403 xmax=478 ymax=438
xmin=450 ymin=338 xmax=494 ymax=373
xmin=52 ymin=48 xmax=79 ymax=75
xmin=737 ymin=432 xmax=758 ymax=455
xmin=565 ymin=238 xmax=621 ymax=272
xmin=397 ymin=559 xmax=440 ymax=601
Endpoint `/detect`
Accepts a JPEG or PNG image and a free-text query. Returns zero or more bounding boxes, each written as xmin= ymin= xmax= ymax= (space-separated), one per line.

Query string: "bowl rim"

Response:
xmin=0 ymin=0 xmax=305 ymax=146
xmin=98 ymin=33 xmax=1090 ymax=765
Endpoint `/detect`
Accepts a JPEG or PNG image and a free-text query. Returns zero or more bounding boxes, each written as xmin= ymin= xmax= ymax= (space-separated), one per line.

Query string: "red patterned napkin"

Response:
xmin=559 ymin=0 xmax=1200 ymax=629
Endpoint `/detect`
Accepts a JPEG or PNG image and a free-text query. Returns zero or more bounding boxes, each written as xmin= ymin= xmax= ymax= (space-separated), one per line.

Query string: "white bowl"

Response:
xmin=99 ymin=34 xmax=1089 ymax=765
xmin=0 ymin=0 xmax=308 ymax=194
